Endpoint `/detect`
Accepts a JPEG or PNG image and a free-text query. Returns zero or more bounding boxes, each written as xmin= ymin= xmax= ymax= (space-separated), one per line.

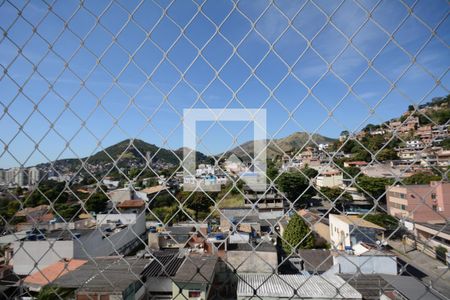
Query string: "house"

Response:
xmin=316 ymin=169 xmax=344 ymax=188
xmin=413 ymin=222 xmax=450 ymax=255
xmin=23 ymin=259 xmax=87 ymax=292
xmin=243 ymin=185 xmax=287 ymax=217
xmin=226 ymin=242 xmax=278 ymax=273
xmin=219 ymin=208 xmax=261 ymax=235
xmin=171 ymin=256 xmax=219 ymax=300
xmin=141 ymin=251 xmax=185 ymax=299
xmin=386 ymin=181 xmax=450 ymax=223
xmin=236 ymin=273 xmax=362 ymax=299
xmin=149 ymin=226 xmax=198 ymax=250
xmin=329 ymin=214 xmax=385 ymax=250
xmin=51 ymin=257 xmax=148 ymax=300
xmin=140 ymin=185 xmax=169 ymax=201
xmin=11 ymin=217 xmax=146 ymax=275
xmin=290 ymin=249 xmax=333 ymax=274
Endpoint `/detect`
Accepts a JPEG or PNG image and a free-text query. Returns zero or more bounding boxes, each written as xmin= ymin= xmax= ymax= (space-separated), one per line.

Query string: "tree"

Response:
xmin=435 ymin=245 xmax=448 ymax=263
xmin=276 ymin=172 xmax=312 ymax=205
xmin=37 ymin=286 xmax=74 ymax=300
xmin=356 ymin=176 xmax=393 ymax=202
xmin=342 ymin=167 xmax=360 ymax=179
xmin=363 ymin=214 xmax=398 ymax=231
xmin=442 ymin=138 xmax=450 ymax=150
xmin=340 ymin=130 xmax=349 ymax=137
xmin=282 ymin=214 xmax=315 ymax=253
xmin=180 ymin=192 xmax=216 ymax=221
xmin=403 ymin=173 xmax=441 ymax=185
xmin=85 ymin=192 xmax=109 ymax=213
xmin=320 ymin=187 xmax=352 ymax=210
xmin=303 ymin=167 xmax=318 ymax=179
xmin=376 ymin=148 xmax=398 ymax=161
xmin=266 ymin=160 xmax=279 ymax=181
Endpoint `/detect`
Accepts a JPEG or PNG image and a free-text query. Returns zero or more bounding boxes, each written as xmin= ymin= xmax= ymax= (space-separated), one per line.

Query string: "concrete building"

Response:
xmin=27 ymin=167 xmax=40 ymax=186
xmin=330 ymin=243 xmax=397 ymax=275
xmin=11 ymin=205 xmax=146 ymax=275
xmin=414 ymin=223 xmax=450 ymax=253
xmin=329 ymin=214 xmax=385 ymax=251
xmin=226 ymin=243 xmax=278 ymax=273
xmin=316 ymin=169 xmax=344 ymax=188
xmin=172 ymin=256 xmax=218 ymax=300
xmin=386 ymin=181 xmax=450 ymax=223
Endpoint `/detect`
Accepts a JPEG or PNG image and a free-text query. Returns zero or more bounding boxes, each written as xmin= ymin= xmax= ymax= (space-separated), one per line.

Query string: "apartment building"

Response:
xmin=386 ymin=181 xmax=450 ymax=223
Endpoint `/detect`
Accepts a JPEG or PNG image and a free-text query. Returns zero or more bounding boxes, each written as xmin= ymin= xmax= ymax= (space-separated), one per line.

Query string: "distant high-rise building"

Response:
xmin=10 ymin=167 xmax=26 ymax=187
xmin=0 ymin=169 xmax=5 ymax=185
xmin=28 ymin=167 xmax=40 ymax=186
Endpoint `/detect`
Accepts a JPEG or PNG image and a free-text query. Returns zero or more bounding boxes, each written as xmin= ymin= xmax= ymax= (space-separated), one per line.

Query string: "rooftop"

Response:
xmin=141 ymin=252 xmax=185 ymax=278
xmin=0 ymin=230 xmax=28 ymax=245
xmin=227 ymin=242 xmax=277 ymax=253
xmin=116 ymin=199 xmax=145 ymax=209
xmin=141 ymin=185 xmax=168 ymax=194
xmin=15 ymin=205 xmax=50 ymax=217
xmin=237 ymin=273 xmax=361 ymax=298
xmin=339 ymin=274 xmax=445 ymax=300
xmin=52 ymin=257 xmax=148 ymax=292
xmin=330 ymin=214 xmax=385 ymax=230
xmin=416 ymin=223 xmax=450 ymax=236
xmin=173 ymin=256 xmax=218 ymax=284
xmin=380 ymin=274 xmax=445 ymax=300
xmin=43 ymin=228 xmax=97 ymax=240
xmin=24 ymin=259 xmax=87 ymax=288
xmin=295 ymin=249 xmax=333 ymax=273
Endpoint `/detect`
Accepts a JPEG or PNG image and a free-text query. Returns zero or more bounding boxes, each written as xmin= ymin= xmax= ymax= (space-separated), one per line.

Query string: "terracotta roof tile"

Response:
xmin=24 ymin=259 xmax=87 ymax=287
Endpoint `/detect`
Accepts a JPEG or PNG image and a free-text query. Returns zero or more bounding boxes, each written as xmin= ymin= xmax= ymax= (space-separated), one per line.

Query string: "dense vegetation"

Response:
xmin=282 ymin=214 xmax=315 ymax=253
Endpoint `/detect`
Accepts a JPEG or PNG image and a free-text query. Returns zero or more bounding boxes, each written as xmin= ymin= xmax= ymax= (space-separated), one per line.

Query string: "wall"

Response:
xmin=96 ymin=213 xmax=138 ymax=226
xmin=172 ymin=282 xmax=208 ymax=300
xmin=12 ymin=240 xmax=74 ymax=275
xmin=226 ymin=250 xmax=277 ymax=273
xmin=332 ymin=255 xmax=397 ymax=275
xmin=313 ymin=222 xmax=330 ymax=243
xmin=329 ymin=215 xmax=350 ymax=250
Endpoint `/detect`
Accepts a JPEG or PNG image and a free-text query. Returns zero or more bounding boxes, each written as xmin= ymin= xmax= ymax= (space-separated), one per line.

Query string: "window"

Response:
xmin=389 ymin=191 xmax=406 ymax=199
xmin=431 ymin=193 xmax=436 ymax=200
xmin=432 ymin=205 xmax=437 ymax=212
xmin=189 ymin=290 xmax=201 ymax=298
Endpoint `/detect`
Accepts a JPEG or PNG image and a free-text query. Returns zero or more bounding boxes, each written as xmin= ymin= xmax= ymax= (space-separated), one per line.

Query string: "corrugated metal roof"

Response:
xmin=237 ymin=273 xmax=362 ymax=298
xmin=141 ymin=253 xmax=185 ymax=278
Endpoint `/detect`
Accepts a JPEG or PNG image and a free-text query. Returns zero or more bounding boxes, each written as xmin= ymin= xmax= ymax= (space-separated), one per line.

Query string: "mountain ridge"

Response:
xmin=33 ymin=132 xmax=335 ymax=170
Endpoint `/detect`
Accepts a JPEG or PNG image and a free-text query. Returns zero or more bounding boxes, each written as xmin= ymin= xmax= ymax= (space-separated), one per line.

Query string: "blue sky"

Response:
xmin=0 ymin=0 xmax=449 ymax=168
